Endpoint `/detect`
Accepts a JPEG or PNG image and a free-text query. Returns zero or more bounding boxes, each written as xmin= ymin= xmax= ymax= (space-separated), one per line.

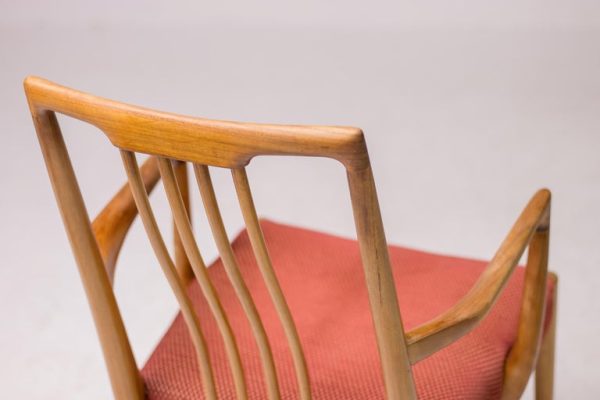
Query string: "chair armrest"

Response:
xmin=405 ymin=189 xmax=551 ymax=364
xmin=92 ymin=156 xmax=160 ymax=283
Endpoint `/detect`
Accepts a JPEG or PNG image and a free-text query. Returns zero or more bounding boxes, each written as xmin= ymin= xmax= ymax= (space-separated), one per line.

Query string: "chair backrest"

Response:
xmin=24 ymin=76 xmax=416 ymax=400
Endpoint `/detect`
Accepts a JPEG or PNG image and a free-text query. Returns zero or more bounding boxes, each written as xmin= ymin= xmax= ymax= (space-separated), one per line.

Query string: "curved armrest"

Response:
xmin=92 ymin=156 xmax=160 ymax=283
xmin=405 ymin=189 xmax=551 ymax=364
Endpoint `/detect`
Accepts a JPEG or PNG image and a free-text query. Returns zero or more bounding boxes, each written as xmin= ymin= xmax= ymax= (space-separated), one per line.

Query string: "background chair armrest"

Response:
xmin=405 ymin=189 xmax=551 ymax=364
xmin=92 ymin=156 xmax=160 ymax=283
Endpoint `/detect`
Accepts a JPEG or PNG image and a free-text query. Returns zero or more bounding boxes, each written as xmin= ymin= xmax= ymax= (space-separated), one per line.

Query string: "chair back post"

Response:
xmin=346 ymin=160 xmax=417 ymax=400
xmin=25 ymin=104 xmax=144 ymax=399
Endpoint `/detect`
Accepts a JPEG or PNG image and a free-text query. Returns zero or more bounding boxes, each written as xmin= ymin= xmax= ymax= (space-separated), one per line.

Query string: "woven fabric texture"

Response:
xmin=142 ymin=220 xmax=555 ymax=399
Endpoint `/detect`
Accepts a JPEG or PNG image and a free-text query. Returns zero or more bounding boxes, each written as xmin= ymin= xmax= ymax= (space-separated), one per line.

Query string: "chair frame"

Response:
xmin=25 ymin=76 xmax=557 ymax=400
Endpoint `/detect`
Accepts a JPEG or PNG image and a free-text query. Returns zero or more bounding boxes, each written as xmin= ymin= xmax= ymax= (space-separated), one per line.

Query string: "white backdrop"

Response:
xmin=1 ymin=1 xmax=599 ymax=398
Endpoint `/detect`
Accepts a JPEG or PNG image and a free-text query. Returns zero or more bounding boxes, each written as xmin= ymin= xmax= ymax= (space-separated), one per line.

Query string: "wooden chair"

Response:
xmin=24 ymin=76 xmax=557 ymax=400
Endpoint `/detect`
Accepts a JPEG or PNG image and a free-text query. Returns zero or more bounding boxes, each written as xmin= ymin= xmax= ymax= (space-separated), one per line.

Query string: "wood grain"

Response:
xmin=158 ymin=157 xmax=247 ymax=399
xmin=121 ymin=151 xmax=218 ymax=400
xmin=26 ymin=103 xmax=143 ymax=399
xmin=26 ymin=75 xmax=557 ymax=400
xmin=535 ymin=272 xmax=558 ymax=400
xmin=502 ymin=201 xmax=551 ymax=399
xmin=172 ymin=160 xmax=194 ymax=284
xmin=347 ymin=164 xmax=417 ymax=399
xmin=92 ymin=156 xmax=160 ymax=283
xmin=195 ymin=164 xmax=281 ymax=400
xmin=24 ymin=76 xmax=367 ymax=170
xmin=406 ymin=190 xmax=551 ymax=365
xmin=232 ymin=168 xmax=312 ymax=400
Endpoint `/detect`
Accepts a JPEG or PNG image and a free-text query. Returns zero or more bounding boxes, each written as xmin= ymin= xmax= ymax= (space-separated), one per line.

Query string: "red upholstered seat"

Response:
xmin=142 ymin=220 xmax=554 ymax=399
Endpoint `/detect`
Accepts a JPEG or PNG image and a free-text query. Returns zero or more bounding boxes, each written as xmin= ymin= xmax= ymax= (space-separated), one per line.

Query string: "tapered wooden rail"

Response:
xmin=535 ymin=273 xmax=557 ymax=400
xmin=172 ymin=160 xmax=194 ymax=284
xmin=23 ymin=76 xmax=368 ymax=170
xmin=155 ymin=156 xmax=248 ymax=399
xmin=232 ymin=168 xmax=312 ymax=400
xmin=92 ymin=156 xmax=160 ymax=283
xmin=25 ymin=75 xmax=557 ymax=400
xmin=406 ymin=189 xmax=551 ymax=365
xmin=121 ymin=151 xmax=218 ymax=399
xmin=91 ymin=156 xmax=192 ymax=285
xmin=194 ymin=164 xmax=281 ymax=400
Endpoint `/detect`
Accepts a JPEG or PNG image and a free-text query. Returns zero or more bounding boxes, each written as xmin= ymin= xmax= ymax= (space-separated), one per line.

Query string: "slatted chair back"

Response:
xmin=24 ymin=76 xmax=416 ymax=400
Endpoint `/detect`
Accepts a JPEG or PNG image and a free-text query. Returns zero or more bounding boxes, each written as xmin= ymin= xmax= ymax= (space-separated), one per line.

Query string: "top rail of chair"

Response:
xmin=24 ymin=76 xmax=368 ymax=170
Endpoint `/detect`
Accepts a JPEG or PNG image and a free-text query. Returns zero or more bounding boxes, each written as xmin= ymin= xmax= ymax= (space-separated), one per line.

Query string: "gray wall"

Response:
xmin=1 ymin=1 xmax=599 ymax=398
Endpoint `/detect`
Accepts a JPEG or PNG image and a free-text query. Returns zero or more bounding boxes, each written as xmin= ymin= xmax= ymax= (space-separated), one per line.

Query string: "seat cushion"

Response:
xmin=142 ymin=220 xmax=555 ymax=399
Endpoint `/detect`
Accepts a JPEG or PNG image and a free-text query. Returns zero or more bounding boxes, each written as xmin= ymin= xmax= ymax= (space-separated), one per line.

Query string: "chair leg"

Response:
xmin=535 ymin=274 xmax=557 ymax=400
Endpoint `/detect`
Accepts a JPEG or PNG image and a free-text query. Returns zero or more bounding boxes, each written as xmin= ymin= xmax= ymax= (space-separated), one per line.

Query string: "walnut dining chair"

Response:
xmin=25 ymin=76 xmax=557 ymax=400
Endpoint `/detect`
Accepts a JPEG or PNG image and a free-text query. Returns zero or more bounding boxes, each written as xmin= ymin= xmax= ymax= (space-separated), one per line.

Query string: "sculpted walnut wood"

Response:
xmin=25 ymin=76 xmax=557 ymax=400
